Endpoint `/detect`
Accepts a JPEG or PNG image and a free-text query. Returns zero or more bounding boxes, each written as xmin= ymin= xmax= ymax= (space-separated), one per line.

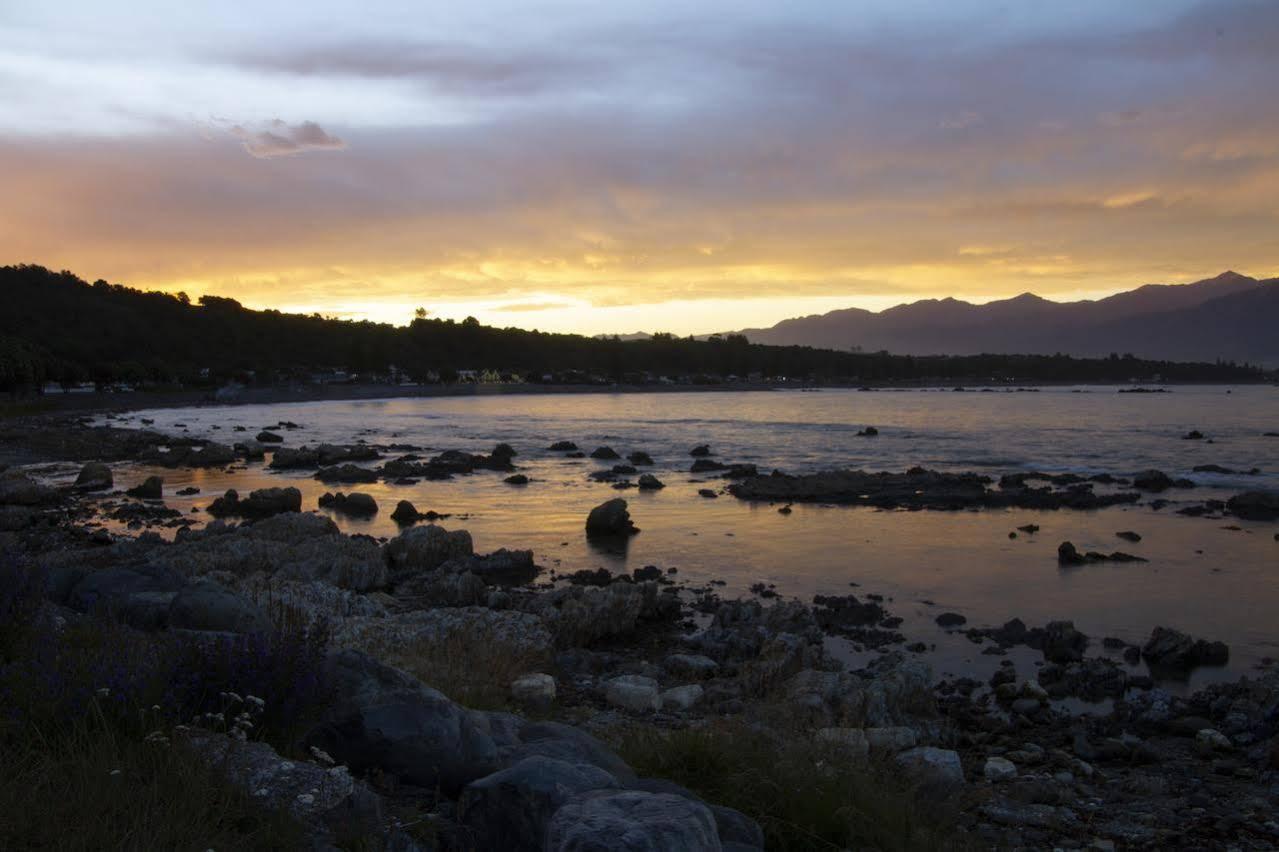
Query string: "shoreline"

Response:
xmin=9 ymin=376 xmax=1274 ymax=417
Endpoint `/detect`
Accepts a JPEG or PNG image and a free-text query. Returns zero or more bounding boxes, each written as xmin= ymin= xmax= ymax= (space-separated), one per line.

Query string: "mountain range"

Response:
xmin=726 ymin=272 xmax=1279 ymax=365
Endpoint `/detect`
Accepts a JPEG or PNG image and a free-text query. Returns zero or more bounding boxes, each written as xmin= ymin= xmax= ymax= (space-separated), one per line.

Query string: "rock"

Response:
xmin=1226 ymin=490 xmax=1279 ymax=521
xmin=689 ymin=445 xmax=712 ymax=457
xmin=1057 ymin=541 xmax=1086 ymax=565
xmin=660 ymin=684 xmax=704 ymax=711
xmin=784 ymin=652 xmax=935 ymax=728
xmin=697 ymin=489 xmax=718 ymax=499
xmin=857 ymin=426 xmax=879 ymax=436
xmin=315 ymin=463 xmax=379 ymax=484
xmin=177 ymin=486 xmax=200 ymax=495
xmin=492 ymin=443 xmax=517 ymax=462
xmin=318 ymin=491 xmax=379 ymax=516
xmin=256 ymin=430 xmax=284 ymax=443
xmin=1195 ymin=728 xmax=1231 ymax=754
xmin=334 ymin=608 xmax=554 ymax=664
xmin=690 ymin=459 xmax=727 ymax=473
xmin=1142 ymin=626 xmax=1229 ymax=671
xmin=167 ymin=578 xmax=271 ymax=633
xmin=637 ymin=474 xmax=665 ymax=490
xmin=1042 ymin=620 xmax=1088 ymax=663
xmin=984 ymin=756 xmax=1018 ymax=782
xmin=585 ymin=498 xmax=639 ymax=536
xmin=305 ymin=650 xmax=499 ymax=795
xmin=935 ymin=612 xmax=967 ymax=628
xmin=74 ymin=462 xmax=113 ymax=491
xmin=1132 ymin=469 xmax=1186 ymax=492
xmin=896 ymin=747 xmax=964 ymax=789
xmin=523 ymin=581 xmax=669 ymax=647
xmin=1116 ymin=530 xmax=1142 ymax=542
xmin=1183 ymin=430 xmax=1205 ymax=440
xmin=390 ymin=499 xmax=422 ymax=524
xmin=605 ymin=675 xmax=662 ymax=713
xmin=495 ymin=721 xmax=636 ymax=782
xmin=182 ymin=729 xmax=382 ymax=845
xmin=590 ymin=446 xmax=621 ymax=460
xmin=549 ymin=441 xmax=579 ymax=451
xmin=864 ymin=727 xmax=918 ymax=753
xmin=505 ymin=474 xmax=530 ymax=485
xmin=207 ymin=486 xmax=302 ymax=519
xmin=125 ymin=475 xmax=163 ymax=499
xmin=0 ymin=471 xmax=58 ymax=505
xmin=67 ymin=566 xmax=184 ymax=629
xmin=815 ymin=727 xmax=869 ymax=759
xmin=511 ymin=673 xmax=557 ymax=708
xmin=385 ymin=525 xmax=474 ymax=579
xmin=663 ymin=654 xmax=718 ymax=679
xmin=458 ymin=756 xmax=618 ymax=852
xmin=627 ymin=451 xmax=654 ymax=466
xmin=546 ymin=790 xmax=720 ymax=852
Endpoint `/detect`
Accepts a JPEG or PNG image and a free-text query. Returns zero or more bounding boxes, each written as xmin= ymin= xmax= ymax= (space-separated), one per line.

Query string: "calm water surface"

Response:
xmin=81 ymin=386 xmax=1279 ymax=691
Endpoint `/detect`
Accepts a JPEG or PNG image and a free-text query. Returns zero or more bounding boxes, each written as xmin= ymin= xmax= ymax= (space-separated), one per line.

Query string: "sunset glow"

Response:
xmin=3 ymin=0 xmax=1278 ymax=334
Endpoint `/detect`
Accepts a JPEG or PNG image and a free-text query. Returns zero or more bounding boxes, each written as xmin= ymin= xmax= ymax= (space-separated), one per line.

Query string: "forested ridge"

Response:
xmin=1 ymin=264 xmax=1269 ymax=392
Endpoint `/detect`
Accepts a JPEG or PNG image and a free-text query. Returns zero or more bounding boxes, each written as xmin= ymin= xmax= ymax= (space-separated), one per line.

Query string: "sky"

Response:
xmin=2 ymin=0 xmax=1278 ymax=335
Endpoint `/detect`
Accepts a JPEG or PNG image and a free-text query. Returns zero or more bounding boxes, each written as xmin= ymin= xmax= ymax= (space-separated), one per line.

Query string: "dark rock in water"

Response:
xmin=690 ymin=459 xmax=727 ymax=473
xmin=1017 ymin=524 xmax=1039 ymax=533
xmin=1102 ymin=636 xmax=1127 ymax=649
xmin=126 ymin=476 xmax=163 ymax=500
xmin=207 ymin=486 xmax=302 ymax=519
xmin=1142 ymin=626 xmax=1229 ymax=671
xmin=458 ymin=756 xmax=618 ymax=852
xmin=637 ymin=474 xmax=665 ymax=490
xmin=492 ymin=443 xmax=517 ymax=461
xmin=697 ymin=489 xmax=718 ymax=499
xmin=1193 ymin=464 xmax=1237 ymax=474
xmin=611 ymin=464 xmax=637 ymax=475
xmin=256 ymin=430 xmax=284 ymax=443
xmin=812 ymin=594 xmax=885 ymax=632
xmin=319 ymin=491 xmax=378 ymax=516
xmin=305 ymin=650 xmax=498 ymax=795
xmin=730 ymin=467 xmax=1140 ymax=511
xmin=1226 ymin=491 xmax=1279 ymax=520
xmin=74 ymin=462 xmax=113 ymax=491
xmin=1183 ymin=430 xmax=1205 ymax=440
xmin=689 ymin=445 xmax=712 ymax=457
xmin=1041 ymin=620 xmax=1088 ymax=663
xmin=391 ymin=499 xmax=421 ymax=525
xmin=548 ymin=441 xmax=578 ymax=451
xmin=935 ymin=612 xmax=967 ymax=628
xmin=1132 ymin=469 xmax=1193 ymax=492
xmin=168 ymin=578 xmax=270 ymax=634
xmin=1057 ymin=541 xmax=1086 ymax=565
xmin=778 ymin=505 xmax=792 ymax=514
xmin=627 ymin=451 xmax=654 ymax=465
xmin=585 ymin=498 xmax=639 ymax=536
xmin=270 ymin=443 xmax=380 ymax=470
xmin=385 ymin=525 xmax=474 ymax=578
xmin=1116 ymin=530 xmax=1142 ymax=543
xmin=567 ymin=568 xmax=613 ymax=586
xmin=176 ymin=486 xmax=200 ymax=496
xmin=722 ymin=463 xmax=758 ymax=479
xmin=504 ymin=474 xmax=530 ymax=485
xmin=590 ymin=446 xmax=621 ymax=460
xmin=1059 ymin=540 xmax=1147 ymax=564
xmin=857 ymin=426 xmax=879 ymax=436
xmin=315 ymin=463 xmax=380 ymax=484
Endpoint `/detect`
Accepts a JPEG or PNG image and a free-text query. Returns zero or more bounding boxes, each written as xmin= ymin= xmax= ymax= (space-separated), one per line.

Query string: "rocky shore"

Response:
xmin=2 ymin=416 xmax=1278 ymax=849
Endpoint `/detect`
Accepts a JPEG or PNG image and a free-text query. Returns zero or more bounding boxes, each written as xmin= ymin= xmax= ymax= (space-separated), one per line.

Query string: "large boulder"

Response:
xmin=0 ymin=471 xmax=58 ymax=505
xmin=489 ymin=720 xmax=636 ymax=782
xmin=605 ymin=676 xmax=663 ymax=713
xmin=521 ymin=581 xmax=674 ymax=647
xmin=385 ymin=525 xmax=474 ymax=580
xmin=207 ymin=486 xmax=302 ymax=519
xmin=785 ymin=652 xmax=935 ymax=728
xmin=1227 ymin=490 xmax=1279 ymax=521
xmin=585 ymin=499 xmax=639 ymax=536
xmin=458 ymin=756 xmax=618 ymax=852
xmin=1142 ymin=626 xmax=1229 ymax=671
xmin=315 ymin=464 xmax=380 ymax=484
xmin=305 ymin=650 xmax=498 ymax=795
xmin=895 ymin=747 xmax=964 ymax=790
xmin=74 ymin=462 xmax=113 ymax=491
xmin=125 ymin=475 xmax=163 ymax=500
xmin=1041 ymin=620 xmax=1088 ymax=663
xmin=167 ymin=578 xmax=271 ymax=634
xmin=67 ymin=566 xmax=184 ymax=629
xmin=546 ymin=790 xmax=721 ymax=852
xmin=318 ymin=491 xmax=378 ymax=516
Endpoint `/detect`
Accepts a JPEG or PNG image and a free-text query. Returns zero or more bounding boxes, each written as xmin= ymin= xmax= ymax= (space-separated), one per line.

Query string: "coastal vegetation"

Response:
xmin=1 ymin=264 xmax=1269 ymax=395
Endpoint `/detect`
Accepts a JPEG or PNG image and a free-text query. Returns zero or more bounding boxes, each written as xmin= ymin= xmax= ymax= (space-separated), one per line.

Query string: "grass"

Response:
xmin=0 ymin=706 xmax=305 ymax=851
xmin=359 ymin=623 xmax=552 ymax=712
xmin=613 ymin=720 xmax=965 ymax=852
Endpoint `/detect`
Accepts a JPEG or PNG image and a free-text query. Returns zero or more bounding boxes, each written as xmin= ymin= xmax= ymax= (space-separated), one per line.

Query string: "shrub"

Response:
xmin=614 ymin=721 xmax=962 ymax=852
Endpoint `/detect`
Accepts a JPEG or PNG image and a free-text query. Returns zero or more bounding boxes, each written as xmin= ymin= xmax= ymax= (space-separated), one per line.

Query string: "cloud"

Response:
xmin=491 ymin=301 xmax=573 ymax=312
xmin=231 ymin=120 xmax=346 ymax=158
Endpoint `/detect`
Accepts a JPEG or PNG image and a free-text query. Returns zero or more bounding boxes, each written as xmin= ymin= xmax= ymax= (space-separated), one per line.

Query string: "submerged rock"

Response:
xmin=318 ymin=491 xmax=378 ymax=516
xmin=207 ymin=486 xmax=302 ymax=519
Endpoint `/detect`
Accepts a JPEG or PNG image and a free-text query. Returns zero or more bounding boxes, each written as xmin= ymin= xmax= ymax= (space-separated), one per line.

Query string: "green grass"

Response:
xmin=614 ymin=721 xmax=965 ymax=852
xmin=0 ymin=714 xmax=305 ymax=851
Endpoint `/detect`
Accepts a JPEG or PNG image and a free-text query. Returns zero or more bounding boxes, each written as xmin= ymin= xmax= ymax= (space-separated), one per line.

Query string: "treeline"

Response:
xmin=1 ymin=264 xmax=1270 ymax=393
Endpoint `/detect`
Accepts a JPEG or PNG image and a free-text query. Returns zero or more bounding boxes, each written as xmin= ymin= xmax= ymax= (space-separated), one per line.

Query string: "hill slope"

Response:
xmin=735 ymin=272 xmax=1278 ymax=364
